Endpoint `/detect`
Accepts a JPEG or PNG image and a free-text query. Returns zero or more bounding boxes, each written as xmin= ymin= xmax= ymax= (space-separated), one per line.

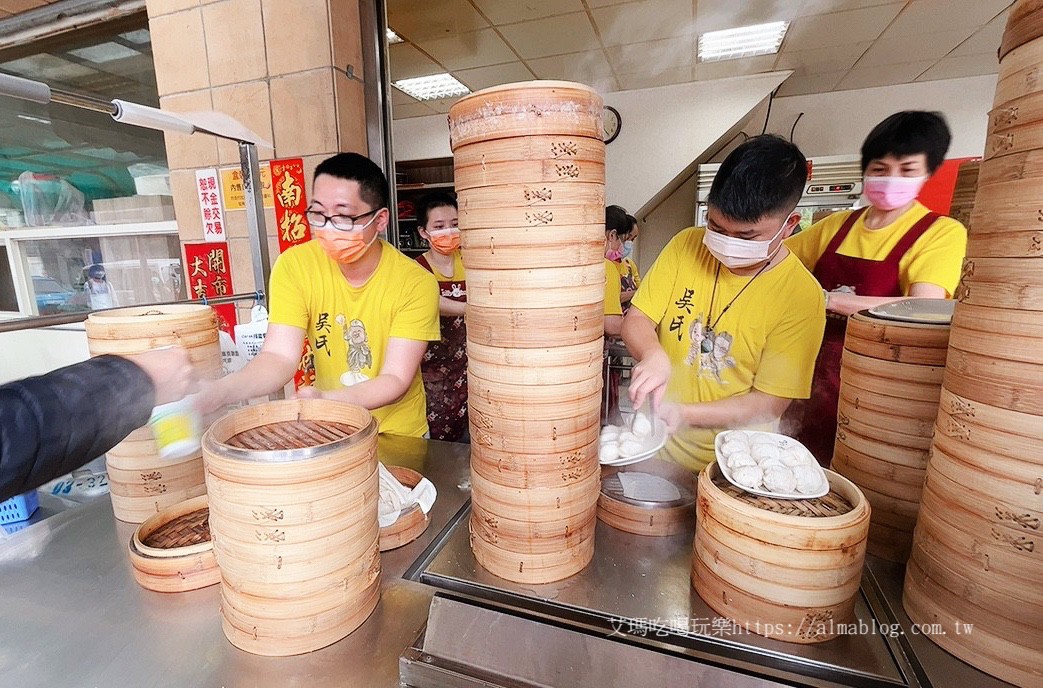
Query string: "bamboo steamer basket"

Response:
xmin=109 ymin=485 xmax=206 ymax=524
xmin=937 ymin=387 xmax=1043 ymax=448
xmin=954 ymin=277 xmax=1043 ymax=310
xmin=976 ymin=149 xmax=1043 ymax=186
xmin=454 ymin=136 xmax=604 ymax=171
xmin=470 ymin=407 xmax=600 ymax=455
xmin=461 ymin=226 xmax=605 ymax=270
xmin=379 ymin=466 xmax=431 ymax=552
xmin=596 ymin=469 xmax=694 ymax=537
xmin=1000 ymin=0 xmax=1043 ymax=60
xmin=202 ymin=399 xmax=379 ymax=656
xmin=467 ymin=303 xmax=604 ymax=348
xmin=930 ymin=436 xmax=1043 ymax=512
xmin=948 ymin=321 xmax=1043 ymax=365
xmin=469 ymin=521 xmax=596 ymax=584
xmin=467 ymin=339 xmax=603 ymax=386
xmin=470 ymin=501 xmax=597 ymax=554
xmin=845 ymin=311 xmax=950 ymax=350
xmin=831 ymin=442 xmax=926 ymax=501
xmin=942 ymin=347 xmax=1043 ymax=413
xmin=470 ymin=469 xmax=600 ymax=523
xmin=468 ymin=366 xmax=602 ymax=400
xmin=465 ymin=263 xmax=605 ymax=309
xmin=836 ymin=394 xmax=935 ymax=438
xmin=834 ymin=429 xmax=929 ymax=474
xmin=448 ymin=80 xmax=602 ymax=149
xmin=471 ymin=440 xmax=599 ymax=490
xmin=837 ymin=385 xmax=940 ymax=423
xmin=459 ymin=198 xmax=605 ymax=230
xmin=835 ymin=408 xmax=933 ymax=451
xmin=692 ymin=464 xmax=870 ymax=643
xmin=455 ymin=159 xmax=605 ymax=191
xmin=839 ymin=348 xmax=944 ymax=385
xmin=128 ymin=495 xmax=219 ymax=593
xmin=468 ymin=379 xmax=601 ymax=422
xmin=951 ymin=302 xmax=1043 ymax=339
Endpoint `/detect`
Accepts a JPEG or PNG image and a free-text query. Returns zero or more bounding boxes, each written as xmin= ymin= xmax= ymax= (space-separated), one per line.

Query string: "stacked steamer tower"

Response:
xmin=903 ymin=2 xmax=1043 ymax=686
xmin=448 ymin=81 xmax=607 ymax=583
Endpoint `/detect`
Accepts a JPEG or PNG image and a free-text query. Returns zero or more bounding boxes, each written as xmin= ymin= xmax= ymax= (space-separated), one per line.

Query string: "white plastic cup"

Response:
xmin=148 ymin=395 xmax=202 ymax=460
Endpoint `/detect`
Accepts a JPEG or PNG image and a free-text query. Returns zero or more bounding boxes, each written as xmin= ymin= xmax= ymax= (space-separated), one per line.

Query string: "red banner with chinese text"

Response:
xmin=184 ymin=241 xmax=236 ymax=338
xmin=271 ymin=158 xmax=315 ymax=388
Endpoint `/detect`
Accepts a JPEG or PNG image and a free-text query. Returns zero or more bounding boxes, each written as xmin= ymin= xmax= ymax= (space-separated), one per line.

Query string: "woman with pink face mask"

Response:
xmin=785 ymin=111 xmax=968 ymax=465
xmin=414 ymin=192 xmax=469 ymax=442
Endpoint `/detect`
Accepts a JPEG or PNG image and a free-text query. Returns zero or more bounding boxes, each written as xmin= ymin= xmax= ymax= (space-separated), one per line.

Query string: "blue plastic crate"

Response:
xmin=0 ymin=491 xmax=39 ymax=524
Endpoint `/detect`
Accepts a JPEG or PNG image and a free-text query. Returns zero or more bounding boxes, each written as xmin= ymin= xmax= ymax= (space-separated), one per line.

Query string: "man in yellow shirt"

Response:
xmin=784 ymin=111 xmax=967 ymax=464
xmin=199 ymin=153 xmax=440 ymax=437
xmin=623 ymin=135 xmax=826 ymax=472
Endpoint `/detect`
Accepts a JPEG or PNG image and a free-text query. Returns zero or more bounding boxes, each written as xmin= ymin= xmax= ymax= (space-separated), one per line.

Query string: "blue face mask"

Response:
xmin=621 ymin=240 xmax=634 ymax=258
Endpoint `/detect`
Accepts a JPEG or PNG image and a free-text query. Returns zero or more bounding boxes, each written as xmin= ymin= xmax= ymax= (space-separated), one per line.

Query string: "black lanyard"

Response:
xmin=703 ymin=262 xmax=769 ymax=351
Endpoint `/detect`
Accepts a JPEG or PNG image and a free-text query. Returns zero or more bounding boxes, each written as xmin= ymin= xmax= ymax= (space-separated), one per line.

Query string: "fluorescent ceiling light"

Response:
xmin=387 ymin=28 xmax=404 ymax=44
xmin=69 ymin=42 xmax=140 ymax=63
xmin=698 ymin=21 xmax=789 ymax=62
xmin=119 ymin=30 xmax=152 ymax=45
xmin=394 ymin=73 xmax=470 ymax=101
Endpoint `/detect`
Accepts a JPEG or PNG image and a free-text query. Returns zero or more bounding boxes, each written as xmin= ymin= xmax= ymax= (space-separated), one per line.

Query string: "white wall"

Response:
xmin=0 ymin=325 xmax=90 ymax=385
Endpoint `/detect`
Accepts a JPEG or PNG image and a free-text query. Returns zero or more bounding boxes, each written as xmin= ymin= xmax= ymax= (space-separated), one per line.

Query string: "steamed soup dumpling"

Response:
xmin=781 ymin=448 xmax=815 ymax=467
xmin=721 ymin=439 xmax=749 ymax=457
xmin=749 ymin=434 xmax=779 ymax=447
xmin=732 ymin=464 xmax=764 ymax=490
xmin=618 ymin=431 xmax=638 ymax=444
xmin=618 ymin=438 xmax=644 ymax=458
xmin=763 ymin=465 xmax=797 ymax=493
xmin=758 ymin=456 xmax=786 ymax=470
xmin=726 ymin=452 xmax=757 ymax=470
xmin=601 ymin=425 xmax=620 ymax=441
xmin=632 ymin=413 xmax=653 ymax=438
xmin=793 ymin=464 xmax=825 ymax=495
xmin=599 ymin=443 xmax=620 ymax=463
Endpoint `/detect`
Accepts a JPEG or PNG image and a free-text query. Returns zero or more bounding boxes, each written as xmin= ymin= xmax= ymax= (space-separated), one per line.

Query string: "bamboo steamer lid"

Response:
xmin=1001 ymin=0 xmax=1043 ymax=60
xmin=692 ymin=464 xmax=869 ymax=644
xmin=453 ymin=136 xmax=604 ymax=169
xmin=128 ymin=494 xmax=219 ymax=593
xmin=448 ymin=80 xmax=603 ymax=150
xmin=467 ymin=303 xmax=604 ymax=348
xmin=202 ymin=399 xmax=379 ymax=656
xmin=455 ymin=158 xmax=605 ymax=191
xmin=378 ymin=466 xmax=431 ymax=552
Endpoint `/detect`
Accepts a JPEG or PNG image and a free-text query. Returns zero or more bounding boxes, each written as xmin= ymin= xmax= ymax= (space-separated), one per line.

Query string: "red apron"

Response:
xmin=791 ymin=206 xmax=939 ymax=466
xmin=416 ymin=253 xmax=469 ymax=442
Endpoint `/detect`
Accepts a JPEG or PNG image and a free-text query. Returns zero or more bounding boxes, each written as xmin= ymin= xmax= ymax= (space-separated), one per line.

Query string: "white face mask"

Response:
xmin=703 ymin=217 xmax=790 ymax=269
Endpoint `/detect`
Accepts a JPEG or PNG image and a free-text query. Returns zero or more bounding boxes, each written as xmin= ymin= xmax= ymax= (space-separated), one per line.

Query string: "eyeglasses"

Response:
xmin=306 ymin=207 xmax=383 ymax=232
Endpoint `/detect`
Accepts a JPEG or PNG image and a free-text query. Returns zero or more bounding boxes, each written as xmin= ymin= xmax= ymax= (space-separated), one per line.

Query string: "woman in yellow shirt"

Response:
xmin=785 ymin=111 xmax=968 ymax=465
xmin=414 ymin=192 xmax=468 ymax=442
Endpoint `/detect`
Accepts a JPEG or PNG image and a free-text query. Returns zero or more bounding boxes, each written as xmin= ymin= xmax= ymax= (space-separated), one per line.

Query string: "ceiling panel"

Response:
xmin=775 ymin=69 xmax=848 ymax=97
xmin=469 ymin=0 xmax=585 ymax=25
xmin=950 ymin=14 xmax=1007 ymax=56
xmin=388 ymin=43 xmax=443 ymax=81
xmin=591 ymin=0 xmax=693 ymax=47
xmin=496 ymin=12 xmax=602 ymax=59
xmin=528 ymin=50 xmax=616 ymax=83
xmin=835 ymin=60 xmax=935 ymax=90
xmin=607 ymin=35 xmax=693 ymax=73
xmin=855 ymin=28 xmax=976 ymax=68
xmin=773 ymin=42 xmax=871 ymax=77
xmin=694 ymin=0 xmax=803 ymax=34
xmin=453 ymin=61 xmax=536 ymax=91
xmin=386 ymin=0 xmax=489 ymax=42
xmin=617 ymin=65 xmax=693 ymax=90
xmin=916 ymin=53 xmax=1001 ymax=81
xmin=785 ymin=2 xmax=906 ymax=49
xmin=883 ymin=0 xmax=1013 ymax=38
xmin=391 ymin=100 xmax=438 ymax=119
xmin=798 ymin=0 xmax=906 ymax=15
xmin=416 ymin=28 xmax=517 ymax=72
xmin=691 ymin=54 xmax=778 ymax=81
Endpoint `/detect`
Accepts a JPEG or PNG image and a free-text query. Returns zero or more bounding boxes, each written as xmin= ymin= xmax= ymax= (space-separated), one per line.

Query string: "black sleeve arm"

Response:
xmin=0 ymin=355 xmax=156 ymax=502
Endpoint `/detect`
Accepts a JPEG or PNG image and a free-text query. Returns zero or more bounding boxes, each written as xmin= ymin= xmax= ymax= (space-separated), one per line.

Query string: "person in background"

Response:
xmin=623 ymin=135 xmax=826 ymax=473
xmin=1 ymin=348 xmax=196 ymax=501
xmin=414 ymin=192 xmax=468 ymax=442
xmin=197 ymin=153 xmax=440 ymax=438
xmin=618 ymin=213 xmax=642 ymax=312
xmin=785 ymin=111 xmax=967 ymax=465
xmin=83 ymin=264 xmax=118 ymax=310
xmin=603 ymin=205 xmax=627 ymax=337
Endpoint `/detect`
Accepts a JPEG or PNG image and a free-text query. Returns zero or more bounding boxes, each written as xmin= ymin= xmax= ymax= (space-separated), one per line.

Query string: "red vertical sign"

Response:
xmin=184 ymin=241 xmax=237 ymax=338
xmin=271 ymin=157 xmax=315 ymax=388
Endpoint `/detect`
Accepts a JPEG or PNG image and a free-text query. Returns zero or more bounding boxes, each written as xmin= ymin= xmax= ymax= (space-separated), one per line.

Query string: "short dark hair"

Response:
xmin=861 ymin=111 xmax=951 ymax=174
xmin=417 ymin=191 xmax=457 ymax=228
xmin=606 ymin=204 xmax=630 ymax=235
xmin=313 ymin=152 xmax=389 ymax=209
xmin=708 ymin=134 xmax=807 ymax=224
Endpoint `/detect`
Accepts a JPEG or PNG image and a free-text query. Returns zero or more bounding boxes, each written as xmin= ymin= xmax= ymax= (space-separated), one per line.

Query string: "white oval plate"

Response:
xmin=599 ymin=419 xmax=668 ymax=467
xmin=867 ymin=298 xmax=955 ymax=324
xmin=714 ymin=430 xmax=828 ymax=500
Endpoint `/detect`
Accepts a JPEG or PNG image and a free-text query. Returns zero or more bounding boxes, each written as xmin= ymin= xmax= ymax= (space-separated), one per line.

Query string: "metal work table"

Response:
xmin=0 ymin=439 xmax=1016 ymax=687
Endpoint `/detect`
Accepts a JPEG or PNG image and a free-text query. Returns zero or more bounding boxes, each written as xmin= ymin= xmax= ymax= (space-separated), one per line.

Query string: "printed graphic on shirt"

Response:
xmin=682 ymin=313 xmax=736 ymax=383
xmin=443 ymin=282 xmax=465 ymax=299
xmin=338 ymin=314 xmax=372 ymax=386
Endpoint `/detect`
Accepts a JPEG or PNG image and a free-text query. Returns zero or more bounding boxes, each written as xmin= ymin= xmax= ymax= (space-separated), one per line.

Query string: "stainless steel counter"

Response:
xmin=0 ymin=438 xmax=1017 ymax=688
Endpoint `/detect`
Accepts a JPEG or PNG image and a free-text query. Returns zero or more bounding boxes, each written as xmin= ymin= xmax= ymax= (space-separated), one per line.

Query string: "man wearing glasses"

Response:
xmin=199 ymin=153 xmax=440 ymax=437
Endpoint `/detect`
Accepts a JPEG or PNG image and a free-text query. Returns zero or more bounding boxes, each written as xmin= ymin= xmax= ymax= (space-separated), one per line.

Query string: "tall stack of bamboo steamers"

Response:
xmin=449 ymin=82 xmax=608 ymax=584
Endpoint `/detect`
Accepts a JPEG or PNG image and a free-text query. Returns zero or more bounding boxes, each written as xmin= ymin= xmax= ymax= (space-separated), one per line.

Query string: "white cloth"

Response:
xmin=617 ymin=472 xmax=681 ymax=502
xmin=377 ymin=462 xmax=436 ymax=527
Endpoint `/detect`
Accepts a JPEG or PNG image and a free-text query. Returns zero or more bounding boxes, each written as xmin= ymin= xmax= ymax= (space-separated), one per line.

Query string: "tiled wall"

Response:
xmin=146 ymin=0 xmax=367 ymax=311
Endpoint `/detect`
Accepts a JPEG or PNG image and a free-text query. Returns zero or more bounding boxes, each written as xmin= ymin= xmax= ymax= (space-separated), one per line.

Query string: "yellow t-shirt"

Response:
xmin=618 ymin=257 xmax=641 ymax=290
xmin=268 ymin=239 xmax=441 ymax=437
xmin=631 ymin=228 xmax=826 ymax=472
xmin=604 ymin=259 xmax=623 ymax=316
xmin=426 ymin=249 xmax=466 ymax=283
xmin=786 ymin=202 xmax=967 ymax=296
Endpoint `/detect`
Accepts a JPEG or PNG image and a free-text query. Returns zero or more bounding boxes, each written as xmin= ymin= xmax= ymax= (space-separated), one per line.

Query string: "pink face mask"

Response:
xmin=606 ymin=248 xmax=623 ymax=261
xmin=863 ymin=175 xmax=927 ymax=211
